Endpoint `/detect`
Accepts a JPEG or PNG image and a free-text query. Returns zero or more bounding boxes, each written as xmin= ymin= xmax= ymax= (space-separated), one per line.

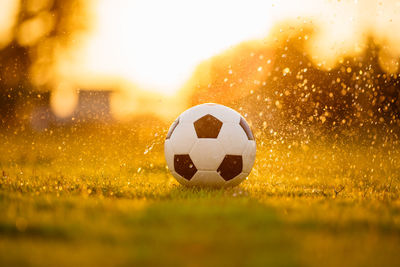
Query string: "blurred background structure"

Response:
xmin=0 ymin=0 xmax=399 ymax=139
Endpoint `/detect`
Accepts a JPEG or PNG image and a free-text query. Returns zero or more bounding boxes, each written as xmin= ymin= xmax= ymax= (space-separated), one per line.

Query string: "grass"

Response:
xmin=0 ymin=123 xmax=399 ymax=266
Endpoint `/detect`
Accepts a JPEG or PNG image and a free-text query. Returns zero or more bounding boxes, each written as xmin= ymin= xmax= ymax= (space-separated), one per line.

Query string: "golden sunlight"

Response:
xmin=69 ymin=0 xmax=277 ymax=95
xmin=51 ymin=0 xmax=400 ymax=119
xmin=0 ymin=0 xmax=20 ymax=49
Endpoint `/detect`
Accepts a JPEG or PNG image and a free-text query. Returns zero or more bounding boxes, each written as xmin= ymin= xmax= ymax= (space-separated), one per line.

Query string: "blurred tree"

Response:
xmin=189 ymin=23 xmax=400 ymax=140
xmin=0 ymin=0 xmax=90 ymax=128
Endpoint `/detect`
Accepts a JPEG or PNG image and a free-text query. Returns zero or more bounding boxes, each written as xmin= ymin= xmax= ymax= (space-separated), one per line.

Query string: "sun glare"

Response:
xmin=50 ymin=0 xmax=400 ymax=119
xmin=61 ymin=0 xmax=388 ymax=95
xmin=0 ymin=0 xmax=19 ymax=49
xmin=75 ymin=0 xmax=278 ymax=95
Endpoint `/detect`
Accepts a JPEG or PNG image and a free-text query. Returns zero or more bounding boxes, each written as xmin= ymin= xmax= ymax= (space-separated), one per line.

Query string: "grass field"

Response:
xmin=0 ymin=123 xmax=400 ymax=266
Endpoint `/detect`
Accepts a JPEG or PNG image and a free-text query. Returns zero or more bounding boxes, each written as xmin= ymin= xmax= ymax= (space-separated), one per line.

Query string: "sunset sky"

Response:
xmin=62 ymin=0 xmax=400 ymax=94
xmin=0 ymin=0 xmax=399 ymax=119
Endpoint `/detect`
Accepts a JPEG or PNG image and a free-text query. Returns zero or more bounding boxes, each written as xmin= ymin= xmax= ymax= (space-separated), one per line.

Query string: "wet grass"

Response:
xmin=0 ymin=125 xmax=399 ymax=266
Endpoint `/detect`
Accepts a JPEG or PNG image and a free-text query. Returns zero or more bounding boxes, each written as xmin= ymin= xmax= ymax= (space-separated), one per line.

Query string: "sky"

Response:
xmin=0 ymin=0 xmax=400 ymax=119
xmin=62 ymin=0 xmax=399 ymax=96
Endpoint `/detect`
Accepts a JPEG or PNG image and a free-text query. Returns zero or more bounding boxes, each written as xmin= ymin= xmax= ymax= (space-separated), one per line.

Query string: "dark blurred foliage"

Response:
xmin=0 ymin=44 xmax=30 ymax=128
xmin=0 ymin=0 xmax=88 ymax=128
xmin=191 ymin=27 xmax=400 ymax=142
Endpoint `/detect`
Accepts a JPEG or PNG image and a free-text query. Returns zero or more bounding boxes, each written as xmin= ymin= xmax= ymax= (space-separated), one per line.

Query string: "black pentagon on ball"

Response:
xmin=194 ymin=114 xmax=223 ymax=138
xmin=174 ymin=154 xmax=197 ymax=180
xmin=166 ymin=117 xmax=179 ymax=139
xmin=217 ymin=155 xmax=243 ymax=181
xmin=240 ymin=117 xmax=254 ymax=140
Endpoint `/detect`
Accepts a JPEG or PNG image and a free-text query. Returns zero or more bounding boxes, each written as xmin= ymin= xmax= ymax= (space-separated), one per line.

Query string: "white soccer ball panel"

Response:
xmin=217 ymin=122 xmax=248 ymax=154
xmin=206 ymin=104 xmax=241 ymax=123
xmin=180 ymin=103 xmax=240 ymax=124
xmin=189 ymin=139 xmax=225 ymax=171
xmin=224 ymin=172 xmax=248 ymax=187
xmin=179 ymin=104 xmax=209 ymax=123
xmin=169 ymin=122 xmax=197 ymax=154
xmin=190 ymin=171 xmax=226 ymax=187
xmin=164 ymin=139 xmax=175 ymax=172
xmin=242 ymin=140 xmax=256 ymax=173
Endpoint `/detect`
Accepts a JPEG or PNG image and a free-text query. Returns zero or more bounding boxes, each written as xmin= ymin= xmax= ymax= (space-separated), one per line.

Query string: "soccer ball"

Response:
xmin=164 ymin=103 xmax=256 ymax=188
